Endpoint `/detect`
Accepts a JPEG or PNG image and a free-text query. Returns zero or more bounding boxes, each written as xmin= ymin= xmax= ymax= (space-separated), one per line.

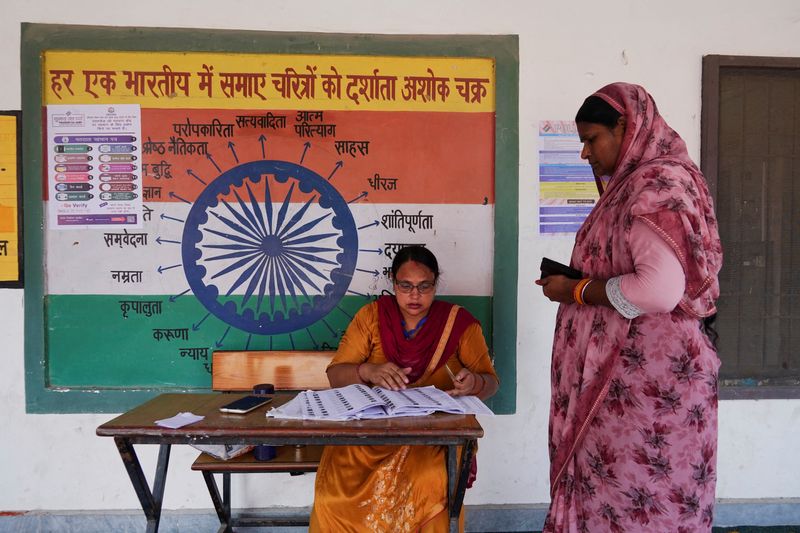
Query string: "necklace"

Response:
xmin=402 ymin=316 xmax=428 ymax=340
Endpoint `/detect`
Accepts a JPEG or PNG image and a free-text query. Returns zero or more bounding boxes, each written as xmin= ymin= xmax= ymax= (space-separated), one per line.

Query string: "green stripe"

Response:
xmin=46 ymin=294 xmax=493 ymax=386
xmin=43 ymin=295 xmax=492 ymax=411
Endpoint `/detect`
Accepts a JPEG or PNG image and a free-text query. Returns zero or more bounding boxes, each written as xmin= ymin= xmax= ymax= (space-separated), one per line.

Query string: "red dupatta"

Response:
xmin=376 ymin=295 xmax=477 ymax=383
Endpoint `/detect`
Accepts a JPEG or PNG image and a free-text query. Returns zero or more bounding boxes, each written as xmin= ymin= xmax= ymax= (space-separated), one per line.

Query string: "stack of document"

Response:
xmin=267 ymin=383 xmax=494 ymax=421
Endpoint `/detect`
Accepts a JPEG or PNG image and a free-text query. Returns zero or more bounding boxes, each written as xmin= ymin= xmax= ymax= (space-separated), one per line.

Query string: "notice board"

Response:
xmin=0 ymin=111 xmax=22 ymax=286
xmin=21 ymin=24 xmax=519 ymax=413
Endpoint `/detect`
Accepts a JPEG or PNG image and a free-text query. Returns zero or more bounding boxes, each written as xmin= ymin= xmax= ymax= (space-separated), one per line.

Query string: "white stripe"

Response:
xmin=45 ymin=202 xmax=494 ymax=296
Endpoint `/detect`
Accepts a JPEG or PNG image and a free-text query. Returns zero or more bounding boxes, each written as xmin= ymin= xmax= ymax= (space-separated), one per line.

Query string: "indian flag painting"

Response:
xmin=41 ymin=50 xmax=496 ymax=389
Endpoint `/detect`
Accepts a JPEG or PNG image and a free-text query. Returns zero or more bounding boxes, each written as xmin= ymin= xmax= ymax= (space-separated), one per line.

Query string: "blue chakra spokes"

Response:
xmin=182 ymin=160 xmax=358 ymax=335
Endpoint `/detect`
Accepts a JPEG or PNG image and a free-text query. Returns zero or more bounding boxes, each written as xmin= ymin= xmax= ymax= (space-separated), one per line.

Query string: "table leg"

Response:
xmin=223 ymin=472 xmax=231 ymax=524
xmin=446 ymin=445 xmax=457 ymax=533
xmin=200 ymin=471 xmax=232 ymax=533
xmin=452 ymin=440 xmax=475 ymax=516
xmin=446 ymin=440 xmax=476 ymax=533
xmin=114 ymin=438 xmax=171 ymax=533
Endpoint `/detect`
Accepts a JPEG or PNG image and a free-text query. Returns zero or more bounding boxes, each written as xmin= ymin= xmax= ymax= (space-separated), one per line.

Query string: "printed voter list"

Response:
xmin=268 ymin=384 xmax=493 ymax=421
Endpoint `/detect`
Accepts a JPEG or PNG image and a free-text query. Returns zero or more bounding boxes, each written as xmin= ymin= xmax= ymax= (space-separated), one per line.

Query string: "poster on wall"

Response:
xmin=46 ymin=104 xmax=143 ymax=229
xmin=0 ymin=111 xmax=22 ymax=286
xmin=42 ymin=50 xmax=496 ymax=388
xmin=538 ymin=120 xmax=596 ymax=234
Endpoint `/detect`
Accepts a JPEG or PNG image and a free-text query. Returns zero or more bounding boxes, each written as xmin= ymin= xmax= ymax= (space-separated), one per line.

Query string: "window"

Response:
xmin=702 ymin=55 xmax=800 ymax=398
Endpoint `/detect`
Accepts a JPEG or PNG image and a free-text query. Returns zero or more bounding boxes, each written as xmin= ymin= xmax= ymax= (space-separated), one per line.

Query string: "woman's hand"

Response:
xmin=359 ymin=362 xmax=412 ymax=390
xmin=446 ymin=368 xmax=480 ymax=397
xmin=535 ymin=275 xmax=577 ymax=304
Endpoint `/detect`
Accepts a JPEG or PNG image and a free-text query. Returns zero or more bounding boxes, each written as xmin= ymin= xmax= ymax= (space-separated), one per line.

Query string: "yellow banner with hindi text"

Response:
xmin=43 ymin=51 xmax=495 ymax=113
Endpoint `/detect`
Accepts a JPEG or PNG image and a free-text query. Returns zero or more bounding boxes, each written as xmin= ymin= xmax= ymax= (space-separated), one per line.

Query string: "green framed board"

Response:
xmin=22 ymin=23 xmax=518 ymax=413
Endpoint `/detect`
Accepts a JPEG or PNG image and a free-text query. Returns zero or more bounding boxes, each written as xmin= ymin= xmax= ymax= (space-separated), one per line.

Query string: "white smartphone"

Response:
xmin=219 ymin=395 xmax=272 ymax=414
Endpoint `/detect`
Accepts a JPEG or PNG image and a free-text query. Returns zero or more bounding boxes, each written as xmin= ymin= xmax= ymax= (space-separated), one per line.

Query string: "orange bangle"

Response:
xmin=581 ymin=279 xmax=593 ymax=305
xmin=573 ymin=278 xmax=591 ymax=305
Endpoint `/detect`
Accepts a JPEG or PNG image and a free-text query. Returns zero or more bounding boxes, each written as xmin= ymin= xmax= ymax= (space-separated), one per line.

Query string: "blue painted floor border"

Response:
xmin=0 ymin=500 xmax=798 ymax=532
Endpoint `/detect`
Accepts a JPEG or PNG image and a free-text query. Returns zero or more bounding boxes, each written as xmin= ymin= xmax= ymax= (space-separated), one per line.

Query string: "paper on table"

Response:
xmin=449 ymin=395 xmax=495 ymax=416
xmin=374 ymin=386 xmax=462 ymax=416
xmin=266 ymin=395 xmax=306 ymax=420
xmin=155 ymin=412 xmax=204 ymax=429
xmin=304 ymin=384 xmax=385 ymax=420
xmin=267 ymin=384 xmax=495 ymax=420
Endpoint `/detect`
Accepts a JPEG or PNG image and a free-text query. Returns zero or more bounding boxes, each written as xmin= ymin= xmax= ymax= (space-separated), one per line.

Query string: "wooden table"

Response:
xmin=97 ymin=393 xmax=484 ymax=533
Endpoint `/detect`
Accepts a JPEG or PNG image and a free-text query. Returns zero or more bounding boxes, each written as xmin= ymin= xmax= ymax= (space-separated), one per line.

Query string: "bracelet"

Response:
xmin=573 ymin=278 xmax=592 ymax=305
xmin=580 ymin=278 xmax=593 ymax=305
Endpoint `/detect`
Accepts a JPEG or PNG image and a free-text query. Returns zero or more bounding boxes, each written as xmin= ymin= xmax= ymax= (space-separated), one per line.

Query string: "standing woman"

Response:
xmin=310 ymin=245 xmax=498 ymax=532
xmin=536 ymin=83 xmax=723 ymax=532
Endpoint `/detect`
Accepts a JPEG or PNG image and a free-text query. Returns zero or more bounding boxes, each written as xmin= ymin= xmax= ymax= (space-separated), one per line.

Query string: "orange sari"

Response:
xmin=309 ymin=299 xmax=497 ymax=533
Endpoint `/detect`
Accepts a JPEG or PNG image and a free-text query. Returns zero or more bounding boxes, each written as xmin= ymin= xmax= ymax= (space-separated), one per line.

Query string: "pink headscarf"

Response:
xmin=580 ymin=82 xmax=722 ymax=317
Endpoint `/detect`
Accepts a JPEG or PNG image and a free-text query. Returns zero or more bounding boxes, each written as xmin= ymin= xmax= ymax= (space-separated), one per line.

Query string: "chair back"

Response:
xmin=211 ymin=350 xmax=332 ymax=391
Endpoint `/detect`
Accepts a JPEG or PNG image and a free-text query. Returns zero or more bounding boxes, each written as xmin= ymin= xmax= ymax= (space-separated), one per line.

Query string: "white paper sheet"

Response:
xmin=154 ymin=411 xmax=204 ymax=429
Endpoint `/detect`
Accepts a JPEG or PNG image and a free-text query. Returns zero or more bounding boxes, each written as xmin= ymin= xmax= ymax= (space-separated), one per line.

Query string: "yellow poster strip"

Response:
xmin=43 ymin=51 xmax=495 ymax=112
xmin=0 ymin=114 xmax=19 ymax=283
xmin=539 ymin=182 xmax=598 ymax=199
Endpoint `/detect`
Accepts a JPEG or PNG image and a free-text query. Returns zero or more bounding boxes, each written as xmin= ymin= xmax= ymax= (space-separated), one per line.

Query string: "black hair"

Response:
xmin=701 ymin=314 xmax=719 ymax=348
xmin=575 ymin=95 xmax=623 ymax=129
xmin=391 ymin=245 xmax=440 ymax=281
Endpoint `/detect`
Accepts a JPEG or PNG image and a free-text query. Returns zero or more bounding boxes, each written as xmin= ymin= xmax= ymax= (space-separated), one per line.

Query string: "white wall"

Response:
xmin=2 ymin=0 xmax=799 ymax=513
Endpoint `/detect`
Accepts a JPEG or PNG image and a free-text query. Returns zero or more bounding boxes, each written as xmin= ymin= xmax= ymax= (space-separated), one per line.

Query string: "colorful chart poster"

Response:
xmin=41 ymin=50 xmax=496 ymax=387
xmin=538 ymin=120 xmax=597 ymax=234
xmin=46 ymin=104 xmax=143 ymax=229
xmin=0 ymin=112 xmax=21 ymax=285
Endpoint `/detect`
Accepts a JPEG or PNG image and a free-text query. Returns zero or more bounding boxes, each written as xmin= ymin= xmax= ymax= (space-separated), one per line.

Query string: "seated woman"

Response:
xmin=309 ymin=245 xmax=499 ymax=533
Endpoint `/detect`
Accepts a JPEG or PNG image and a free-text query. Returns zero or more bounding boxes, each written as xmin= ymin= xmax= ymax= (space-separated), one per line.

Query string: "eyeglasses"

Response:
xmin=394 ymin=280 xmax=436 ymax=294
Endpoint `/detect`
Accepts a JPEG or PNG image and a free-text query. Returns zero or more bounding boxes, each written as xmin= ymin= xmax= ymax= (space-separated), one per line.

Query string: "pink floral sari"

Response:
xmin=544 ymin=83 xmax=723 ymax=532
